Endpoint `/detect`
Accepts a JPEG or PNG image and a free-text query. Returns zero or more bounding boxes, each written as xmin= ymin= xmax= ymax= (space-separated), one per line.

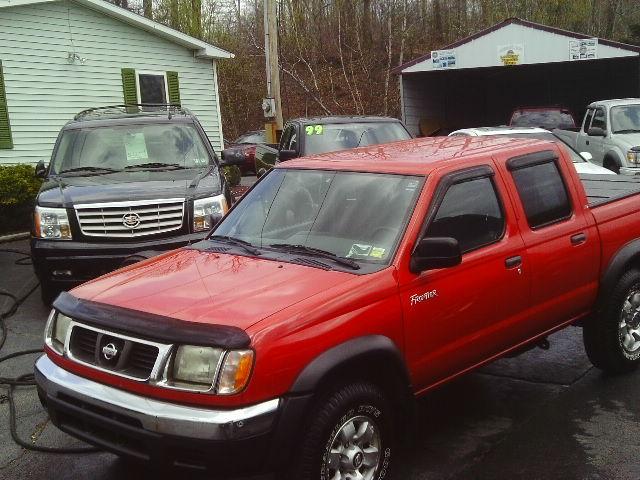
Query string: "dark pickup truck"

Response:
xmin=35 ymin=135 xmax=640 ymax=479
xmin=253 ymin=115 xmax=412 ymax=174
xmin=30 ymin=105 xmax=234 ymax=304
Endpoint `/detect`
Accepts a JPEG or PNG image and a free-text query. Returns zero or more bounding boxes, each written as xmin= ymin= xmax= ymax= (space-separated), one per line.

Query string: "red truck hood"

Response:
xmin=71 ymin=248 xmax=355 ymax=331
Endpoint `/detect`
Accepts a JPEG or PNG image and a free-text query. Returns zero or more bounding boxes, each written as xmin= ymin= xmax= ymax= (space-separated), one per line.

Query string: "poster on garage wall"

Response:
xmin=431 ymin=50 xmax=457 ymax=69
xmin=569 ymin=38 xmax=598 ymax=60
xmin=497 ymin=44 xmax=524 ymax=65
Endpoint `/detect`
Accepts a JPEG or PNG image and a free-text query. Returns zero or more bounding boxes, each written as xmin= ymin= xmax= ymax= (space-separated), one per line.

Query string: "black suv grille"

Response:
xmin=68 ymin=326 xmax=159 ymax=380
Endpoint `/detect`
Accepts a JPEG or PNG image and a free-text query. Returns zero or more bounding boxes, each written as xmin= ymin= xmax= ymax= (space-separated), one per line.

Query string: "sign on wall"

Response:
xmin=431 ymin=50 xmax=457 ymax=69
xmin=569 ymin=38 xmax=598 ymax=61
xmin=497 ymin=44 xmax=524 ymax=66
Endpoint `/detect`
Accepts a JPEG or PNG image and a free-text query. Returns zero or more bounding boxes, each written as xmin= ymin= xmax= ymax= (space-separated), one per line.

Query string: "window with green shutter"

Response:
xmin=121 ymin=69 xmax=181 ymax=107
xmin=0 ymin=61 xmax=13 ymax=150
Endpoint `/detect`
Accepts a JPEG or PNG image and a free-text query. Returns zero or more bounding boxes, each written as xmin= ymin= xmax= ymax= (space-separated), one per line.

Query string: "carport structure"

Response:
xmin=394 ymin=18 xmax=640 ymax=136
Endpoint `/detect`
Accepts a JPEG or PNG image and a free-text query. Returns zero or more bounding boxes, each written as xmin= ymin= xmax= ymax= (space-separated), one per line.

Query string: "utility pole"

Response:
xmin=263 ymin=0 xmax=283 ymax=144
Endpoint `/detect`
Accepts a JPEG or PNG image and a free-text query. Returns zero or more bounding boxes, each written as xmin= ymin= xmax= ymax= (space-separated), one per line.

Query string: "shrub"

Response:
xmin=0 ymin=164 xmax=42 ymax=234
xmin=222 ymin=165 xmax=241 ymax=187
xmin=0 ymin=164 xmax=42 ymax=206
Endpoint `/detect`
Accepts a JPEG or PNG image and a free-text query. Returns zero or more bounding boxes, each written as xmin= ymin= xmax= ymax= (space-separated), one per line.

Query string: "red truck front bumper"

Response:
xmin=34 ymin=355 xmax=285 ymax=476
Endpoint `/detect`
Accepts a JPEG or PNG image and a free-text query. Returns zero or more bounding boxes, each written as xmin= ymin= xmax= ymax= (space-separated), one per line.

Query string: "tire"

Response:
xmin=39 ymin=280 xmax=59 ymax=306
xmin=584 ymin=269 xmax=640 ymax=373
xmin=287 ymin=382 xmax=395 ymax=480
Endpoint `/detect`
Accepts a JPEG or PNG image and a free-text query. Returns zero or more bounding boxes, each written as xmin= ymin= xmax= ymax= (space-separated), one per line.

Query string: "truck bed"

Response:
xmin=580 ymin=173 xmax=640 ymax=207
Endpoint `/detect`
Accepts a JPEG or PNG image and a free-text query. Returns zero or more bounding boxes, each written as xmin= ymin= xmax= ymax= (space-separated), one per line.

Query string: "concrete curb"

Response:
xmin=0 ymin=232 xmax=29 ymax=244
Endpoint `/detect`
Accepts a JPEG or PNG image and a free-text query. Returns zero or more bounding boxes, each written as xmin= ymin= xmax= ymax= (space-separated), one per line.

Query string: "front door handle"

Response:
xmin=505 ymin=255 xmax=522 ymax=269
xmin=571 ymin=233 xmax=587 ymax=245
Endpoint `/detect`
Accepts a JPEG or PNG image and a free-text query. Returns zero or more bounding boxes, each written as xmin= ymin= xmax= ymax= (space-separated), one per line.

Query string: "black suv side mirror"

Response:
xmin=278 ymin=149 xmax=298 ymax=162
xmin=35 ymin=160 xmax=47 ymax=178
xmin=220 ymin=148 xmax=245 ymax=166
xmin=587 ymin=127 xmax=606 ymax=137
xmin=410 ymin=237 xmax=461 ymax=273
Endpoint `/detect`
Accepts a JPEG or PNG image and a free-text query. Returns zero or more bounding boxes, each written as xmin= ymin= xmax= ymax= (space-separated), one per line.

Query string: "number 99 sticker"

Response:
xmin=305 ymin=125 xmax=324 ymax=136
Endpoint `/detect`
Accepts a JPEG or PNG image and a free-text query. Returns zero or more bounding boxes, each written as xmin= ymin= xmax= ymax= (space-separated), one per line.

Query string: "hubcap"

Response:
xmin=325 ymin=415 xmax=381 ymax=480
xmin=619 ymin=290 xmax=640 ymax=355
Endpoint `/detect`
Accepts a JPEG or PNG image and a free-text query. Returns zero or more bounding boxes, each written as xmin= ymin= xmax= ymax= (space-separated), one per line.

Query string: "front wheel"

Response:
xmin=288 ymin=382 xmax=395 ymax=480
xmin=584 ymin=269 xmax=640 ymax=373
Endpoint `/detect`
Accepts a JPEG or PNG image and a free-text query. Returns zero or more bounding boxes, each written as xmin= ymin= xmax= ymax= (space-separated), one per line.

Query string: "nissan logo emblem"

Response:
xmin=102 ymin=343 xmax=119 ymax=360
xmin=122 ymin=212 xmax=141 ymax=228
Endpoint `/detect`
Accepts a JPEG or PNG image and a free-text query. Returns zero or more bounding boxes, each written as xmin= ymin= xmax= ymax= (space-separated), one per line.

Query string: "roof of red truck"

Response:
xmin=279 ymin=135 xmax=557 ymax=175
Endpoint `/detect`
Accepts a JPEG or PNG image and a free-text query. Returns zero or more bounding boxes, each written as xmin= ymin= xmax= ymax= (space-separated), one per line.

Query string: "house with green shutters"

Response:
xmin=0 ymin=0 xmax=233 ymax=165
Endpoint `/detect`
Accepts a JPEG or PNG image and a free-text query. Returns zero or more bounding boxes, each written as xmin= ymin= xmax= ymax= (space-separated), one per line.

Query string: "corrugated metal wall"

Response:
xmin=0 ymin=0 xmax=224 ymax=165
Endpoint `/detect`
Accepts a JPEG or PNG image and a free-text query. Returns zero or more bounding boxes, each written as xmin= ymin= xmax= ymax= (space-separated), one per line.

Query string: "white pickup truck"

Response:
xmin=555 ymin=99 xmax=640 ymax=175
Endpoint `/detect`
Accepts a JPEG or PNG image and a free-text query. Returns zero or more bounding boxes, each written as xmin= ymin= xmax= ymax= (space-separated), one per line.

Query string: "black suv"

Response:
xmin=31 ymin=105 xmax=236 ymax=304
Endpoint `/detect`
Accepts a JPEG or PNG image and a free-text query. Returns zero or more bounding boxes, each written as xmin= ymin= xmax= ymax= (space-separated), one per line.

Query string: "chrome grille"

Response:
xmin=74 ymin=198 xmax=185 ymax=238
xmin=67 ymin=324 xmax=162 ymax=381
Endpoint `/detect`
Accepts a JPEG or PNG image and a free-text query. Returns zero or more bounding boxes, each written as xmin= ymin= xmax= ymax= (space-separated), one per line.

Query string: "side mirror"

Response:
xmin=278 ymin=149 xmax=298 ymax=162
xmin=220 ymin=148 xmax=245 ymax=166
xmin=580 ymin=151 xmax=593 ymax=161
xmin=35 ymin=160 xmax=47 ymax=178
xmin=587 ymin=127 xmax=606 ymax=137
xmin=410 ymin=237 xmax=461 ymax=273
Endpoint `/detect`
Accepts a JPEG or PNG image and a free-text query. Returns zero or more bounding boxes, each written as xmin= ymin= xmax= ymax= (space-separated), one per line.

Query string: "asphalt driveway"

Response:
xmin=1 ymin=238 xmax=639 ymax=480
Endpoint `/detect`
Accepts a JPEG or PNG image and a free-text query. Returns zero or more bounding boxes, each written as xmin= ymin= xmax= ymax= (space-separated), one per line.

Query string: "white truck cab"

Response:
xmin=555 ymin=99 xmax=640 ymax=175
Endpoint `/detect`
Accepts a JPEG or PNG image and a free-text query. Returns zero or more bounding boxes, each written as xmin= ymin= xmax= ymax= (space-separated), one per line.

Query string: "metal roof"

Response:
xmin=394 ymin=17 xmax=640 ymax=74
xmin=0 ymin=0 xmax=234 ymax=59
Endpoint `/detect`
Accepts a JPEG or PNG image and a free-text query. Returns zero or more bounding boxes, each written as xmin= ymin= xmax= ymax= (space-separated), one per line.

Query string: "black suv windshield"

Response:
xmin=51 ymin=123 xmax=211 ymax=174
xmin=213 ymin=169 xmax=423 ymax=265
xmin=303 ymin=122 xmax=411 ymax=155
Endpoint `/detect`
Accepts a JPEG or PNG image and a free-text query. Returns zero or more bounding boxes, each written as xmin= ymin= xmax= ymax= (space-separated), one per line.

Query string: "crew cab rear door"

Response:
xmin=399 ymin=162 xmax=530 ymax=390
xmin=496 ymin=146 xmax=599 ymax=335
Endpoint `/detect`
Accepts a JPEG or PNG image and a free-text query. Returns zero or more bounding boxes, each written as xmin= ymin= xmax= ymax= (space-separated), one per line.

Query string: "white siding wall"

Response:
xmin=403 ymin=23 xmax=638 ymax=73
xmin=0 ymin=0 xmax=224 ymax=165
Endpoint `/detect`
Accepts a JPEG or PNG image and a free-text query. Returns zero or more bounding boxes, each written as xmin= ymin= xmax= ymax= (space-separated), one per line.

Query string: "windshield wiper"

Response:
xmin=268 ymin=243 xmax=360 ymax=270
xmin=125 ymin=162 xmax=185 ymax=170
xmin=613 ymin=129 xmax=640 ymax=134
xmin=58 ymin=166 xmax=120 ymax=175
xmin=209 ymin=235 xmax=262 ymax=256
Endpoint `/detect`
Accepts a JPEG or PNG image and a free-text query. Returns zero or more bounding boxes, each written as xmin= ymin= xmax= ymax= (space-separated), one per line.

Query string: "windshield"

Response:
xmin=234 ymin=131 xmax=266 ymax=144
xmin=213 ymin=169 xmax=423 ymax=266
xmin=51 ymin=124 xmax=211 ymax=174
xmin=610 ymin=105 xmax=640 ymax=133
xmin=303 ymin=122 xmax=411 ymax=155
xmin=502 ymin=132 xmax=585 ymax=163
xmin=510 ymin=110 xmax=575 ymax=129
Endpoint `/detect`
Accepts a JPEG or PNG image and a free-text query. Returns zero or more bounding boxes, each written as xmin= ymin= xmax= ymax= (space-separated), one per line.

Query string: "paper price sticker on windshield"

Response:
xmin=369 ymin=247 xmax=386 ymax=259
xmin=125 ymin=133 xmax=149 ymax=161
xmin=347 ymin=244 xmax=372 ymax=257
xmin=305 ymin=125 xmax=324 ymax=135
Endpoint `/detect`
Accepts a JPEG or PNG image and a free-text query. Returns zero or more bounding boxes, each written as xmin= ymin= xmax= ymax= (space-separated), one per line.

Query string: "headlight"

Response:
xmin=44 ymin=311 xmax=72 ymax=355
xmin=627 ymin=148 xmax=640 ymax=165
xmin=193 ymin=195 xmax=228 ymax=232
xmin=34 ymin=206 xmax=72 ymax=240
xmin=171 ymin=345 xmax=224 ymax=390
xmin=217 ymin=350 xmax=254 ymax=395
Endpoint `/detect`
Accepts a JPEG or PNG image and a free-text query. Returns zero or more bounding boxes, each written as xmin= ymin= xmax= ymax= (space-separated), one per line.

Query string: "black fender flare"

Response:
xmin=597 ymin=238 xmax=640 ymax=311
xmin=603 ymin=151 xmax=622 ymax=170
xmin=289 ymin=335 xmax=412 ymax=395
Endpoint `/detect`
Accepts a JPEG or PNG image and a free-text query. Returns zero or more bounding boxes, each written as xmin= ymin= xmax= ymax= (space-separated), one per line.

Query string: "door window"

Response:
xmin=590 ymin=108 xmax=606 ymax=131
xmin=425 ymin=176 xmax=505 ymax=253
xmin=510 ymin=160 xmax=572 ymax=229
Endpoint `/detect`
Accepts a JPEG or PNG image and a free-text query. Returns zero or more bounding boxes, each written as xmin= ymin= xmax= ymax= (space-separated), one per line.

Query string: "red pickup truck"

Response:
xmin=35 ymin=136 xmax=640 ymax=479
